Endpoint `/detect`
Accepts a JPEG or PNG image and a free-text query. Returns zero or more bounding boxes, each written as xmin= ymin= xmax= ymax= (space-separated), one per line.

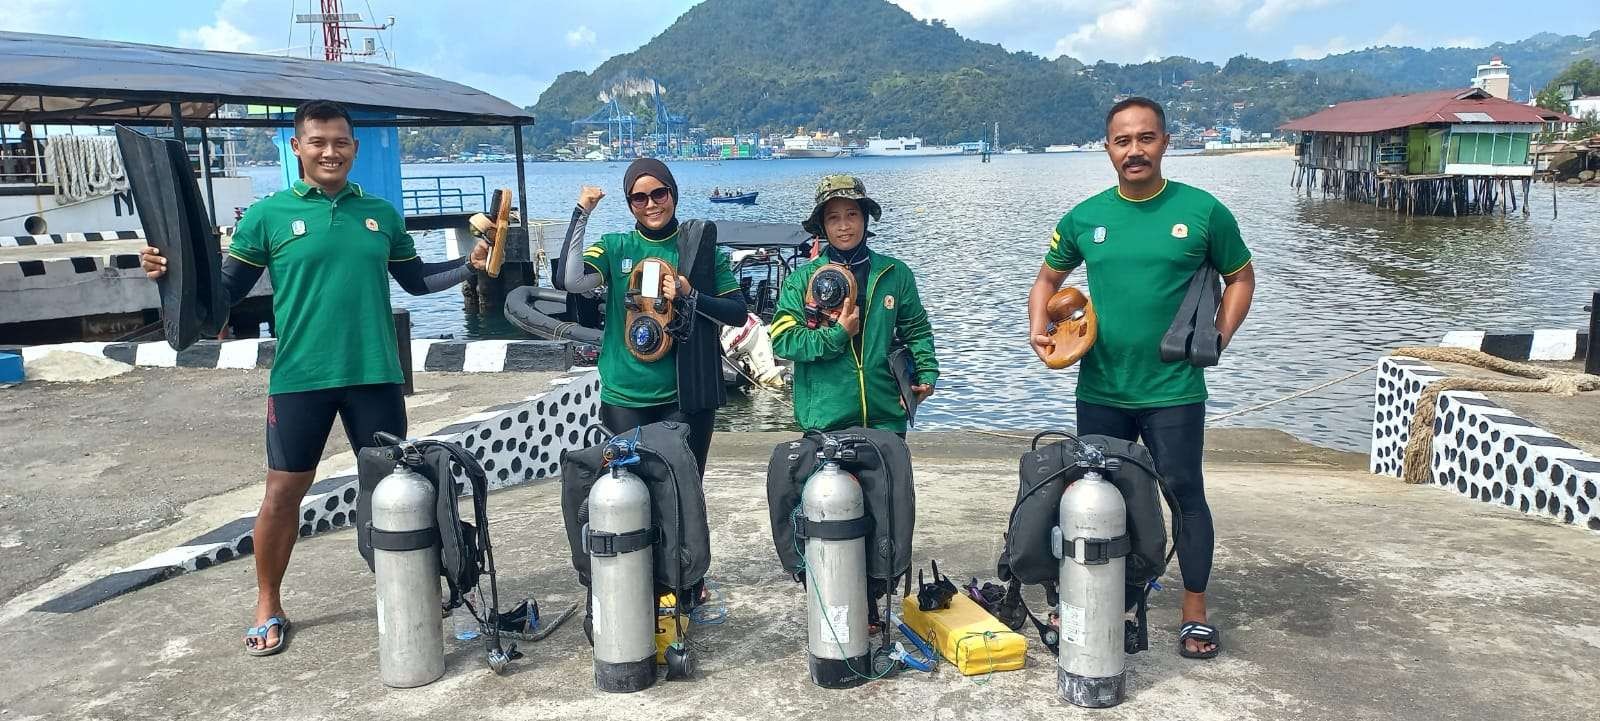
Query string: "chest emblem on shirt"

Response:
xmin=1171 ymin=223 xmax=1189 ymax=239
xmin=365 ymin=217 xmax=379 ymax=232
xmin=884 ymin=295 xmax=895 ymax=310
xmin=1092 ymin=226 xmax=1107 ymax=244
xmin=621 ymin=258 xmax=634 ymax=273
xmin=291 ymin=219 xmax=306 ymax=236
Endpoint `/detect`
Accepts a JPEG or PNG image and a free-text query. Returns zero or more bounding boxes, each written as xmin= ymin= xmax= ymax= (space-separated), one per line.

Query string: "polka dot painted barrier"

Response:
xmin=33 ymin=369 xmax=603 ymax=613
xmin=1371 ymin=356 xmax=1600 ymax=534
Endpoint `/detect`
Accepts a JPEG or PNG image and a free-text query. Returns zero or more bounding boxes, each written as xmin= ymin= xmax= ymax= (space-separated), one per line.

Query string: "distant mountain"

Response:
xmin=513 ymin=1 xmax=1599 ymax=149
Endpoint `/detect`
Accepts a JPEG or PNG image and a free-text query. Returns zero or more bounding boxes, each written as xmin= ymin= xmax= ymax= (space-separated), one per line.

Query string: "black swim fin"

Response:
xmin=117 ymin=125 xmax=228 ymax=350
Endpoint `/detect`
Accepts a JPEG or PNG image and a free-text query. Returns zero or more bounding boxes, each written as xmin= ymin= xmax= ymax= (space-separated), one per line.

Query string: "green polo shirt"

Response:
xmin=228 ymin=180 xmax=416 ymax=395
xmin=582 ymin=228 xmax=742 ymax=408
xmin=1045 ymin=180 xmax=1252 ymax=409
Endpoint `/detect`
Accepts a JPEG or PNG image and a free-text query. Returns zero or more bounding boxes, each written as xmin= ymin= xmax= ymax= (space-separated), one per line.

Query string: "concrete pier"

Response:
xmin=0 ymin=369 xmax=1596 ymax=720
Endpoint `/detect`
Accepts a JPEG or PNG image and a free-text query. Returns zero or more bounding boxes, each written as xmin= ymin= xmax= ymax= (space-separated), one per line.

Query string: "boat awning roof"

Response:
xmin=0 ymin=31 xmax=533 ymax=128
xmin=714 ymin=221 xmax=815 ymax=251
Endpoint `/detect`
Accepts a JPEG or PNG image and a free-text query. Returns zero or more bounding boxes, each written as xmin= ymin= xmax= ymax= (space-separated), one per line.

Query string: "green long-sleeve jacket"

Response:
xmin=769 ymin=250 xmax=939 ymax=433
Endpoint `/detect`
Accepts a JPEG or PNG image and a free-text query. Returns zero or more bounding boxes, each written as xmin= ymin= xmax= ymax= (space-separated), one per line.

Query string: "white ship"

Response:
xmin=1044 ymin=141 xmax=1105 ymax=154
xmin=778 ymin=129 xmax=843 ymax=159
xmin=854 ymin=136 xmax=966 ymax=157
xmin=0 ymin=129 xmax=255 ymax=239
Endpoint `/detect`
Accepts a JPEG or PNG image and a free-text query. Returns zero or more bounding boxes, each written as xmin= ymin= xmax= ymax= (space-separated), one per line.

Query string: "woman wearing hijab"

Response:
xmin=769 ymin=174 xmax=939 ymax=435
xmin=556 ymin=158 xmax=749 ymax=473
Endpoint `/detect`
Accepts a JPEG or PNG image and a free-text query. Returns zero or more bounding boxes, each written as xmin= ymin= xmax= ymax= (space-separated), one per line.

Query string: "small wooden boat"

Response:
xmin=708 ymin=191 xmax=758 ymax=204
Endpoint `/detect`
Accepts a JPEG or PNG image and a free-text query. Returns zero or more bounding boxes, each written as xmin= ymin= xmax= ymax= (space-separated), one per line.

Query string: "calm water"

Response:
xmin=244 ymin=155 xmax=1600 ymax=451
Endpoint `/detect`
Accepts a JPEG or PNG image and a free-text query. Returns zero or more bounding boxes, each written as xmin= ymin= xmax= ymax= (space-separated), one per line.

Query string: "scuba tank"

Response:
xmin=369 ymin=465 xmax=446 ymax=689
xmin=802 ymin=438 xmax=871 ymax=688
xmin=1053 ymin=443 xmax=1129 ymax=708
xmin=585 ymin=433 xmax=659 ymax=693
xmin=357 ymin=434 xmax=534 ymax=683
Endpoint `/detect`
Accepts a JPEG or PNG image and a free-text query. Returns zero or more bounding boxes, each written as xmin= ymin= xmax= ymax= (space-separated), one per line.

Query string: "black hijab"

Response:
xmin=623 ymin=158 xmax=680 ymax=241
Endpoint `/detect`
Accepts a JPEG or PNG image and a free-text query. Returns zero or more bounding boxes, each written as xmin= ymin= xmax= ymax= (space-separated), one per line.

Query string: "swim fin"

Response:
xmin=116 ymin=125 xmax=228 ymax=350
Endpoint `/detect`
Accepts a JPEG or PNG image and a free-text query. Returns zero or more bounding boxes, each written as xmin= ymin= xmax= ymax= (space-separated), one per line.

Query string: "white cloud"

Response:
xmin=1442 ymin=36 xmax=1484 ymax=48
xmin=1 ymin=0 xmax=72 ymax=33
xmin=179 ymin=17 xmax=261 ymax=52
xmin=179 ymin=1 xmax=263 ymax=53
xmin=1247 ymin=0 xmax=1341 ymax=32
xmin=565 ymin=25 xmax=596 ymax=48
xmin=890 ymin=0 xmax=1030 ymax=26
xmin=1290 ymin=24 xmax=1421 ymax=59
xmin=1048 ymin=0 xmax=1245 ymax=62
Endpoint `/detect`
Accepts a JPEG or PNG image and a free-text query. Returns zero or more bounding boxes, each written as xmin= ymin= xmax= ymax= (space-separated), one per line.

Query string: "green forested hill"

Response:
xmin=241 ymin=1 xmax=1600 ymax=159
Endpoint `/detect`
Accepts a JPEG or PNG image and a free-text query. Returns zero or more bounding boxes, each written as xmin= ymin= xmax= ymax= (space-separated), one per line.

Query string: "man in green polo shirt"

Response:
xmin=139 ymin=100 xmax=488 ymax=657
xmin=1027 ymin=96 xmax=1256 ymax=660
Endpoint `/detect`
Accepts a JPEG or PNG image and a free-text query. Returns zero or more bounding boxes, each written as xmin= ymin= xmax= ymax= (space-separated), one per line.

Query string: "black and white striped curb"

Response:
xmin=0 ymin=252 xmax=145 ymax=279
xmin=0 ymin=230 xmax=144 ymax=247
xmin=9 ymin=338 xmax=575 ymax=374
xmin=1371 ymin=356 xmax=1599 ymax=533
xmin=1440 ymin=330 xmax=1588 ymax=362
xmin=34 ymin=370 xmax=603 ymax=613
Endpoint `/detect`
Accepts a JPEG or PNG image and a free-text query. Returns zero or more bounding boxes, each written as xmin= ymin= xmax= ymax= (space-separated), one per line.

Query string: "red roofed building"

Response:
xmin=1278 ymin=86 xmax=1576 ymax=215
xmin=1281 ymin=88 xmax=1573 ymax=178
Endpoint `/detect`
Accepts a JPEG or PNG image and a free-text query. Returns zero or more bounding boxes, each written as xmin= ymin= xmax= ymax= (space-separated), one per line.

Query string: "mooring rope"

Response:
xmin=1388 ymin=347 xmax=1600 ymax=485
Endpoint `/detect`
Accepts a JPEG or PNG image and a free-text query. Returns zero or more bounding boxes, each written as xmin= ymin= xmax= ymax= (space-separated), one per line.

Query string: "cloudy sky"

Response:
xmin=4 ymin=0 xmax=1596 ymax=106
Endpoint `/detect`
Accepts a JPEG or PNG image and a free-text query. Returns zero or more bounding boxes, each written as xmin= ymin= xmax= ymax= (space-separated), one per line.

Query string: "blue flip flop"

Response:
xmin=244 ymin=615 xmax=291 ymax=657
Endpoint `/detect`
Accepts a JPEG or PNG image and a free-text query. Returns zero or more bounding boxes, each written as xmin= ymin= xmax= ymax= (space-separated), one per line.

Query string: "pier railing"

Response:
xmin=402 ymin=175 xmax=487 ymax=216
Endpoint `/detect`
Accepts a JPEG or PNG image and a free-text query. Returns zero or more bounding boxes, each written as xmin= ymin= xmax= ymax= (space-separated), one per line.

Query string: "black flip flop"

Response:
xmin=1178 ymin=621 xmax=1221 ymax=659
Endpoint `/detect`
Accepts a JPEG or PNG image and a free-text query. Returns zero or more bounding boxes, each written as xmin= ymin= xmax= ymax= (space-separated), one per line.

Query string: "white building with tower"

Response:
xmin=1471 ymin=57 xmax=1512 ymax=100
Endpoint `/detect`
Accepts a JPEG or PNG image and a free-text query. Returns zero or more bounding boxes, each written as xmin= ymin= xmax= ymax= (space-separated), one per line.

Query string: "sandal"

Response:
xmin=244 ymin=615 xmax=291 ymax=657
xmin=1178 ymin=621 xmax=1221 ymax=659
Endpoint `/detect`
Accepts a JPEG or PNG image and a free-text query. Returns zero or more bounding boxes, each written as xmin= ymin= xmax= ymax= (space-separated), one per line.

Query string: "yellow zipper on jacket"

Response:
xmin=854 ymin=262 xmax=894 ymax=427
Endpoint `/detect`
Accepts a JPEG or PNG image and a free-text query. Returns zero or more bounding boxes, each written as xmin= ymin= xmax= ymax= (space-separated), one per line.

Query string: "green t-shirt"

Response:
xmin=583 ymin=227 xmax=742 ymax=408
xmin=228 ymin=180 xmax=416 ymax=395
xmin=1044 ymin=180 xmax=1252 ymax=409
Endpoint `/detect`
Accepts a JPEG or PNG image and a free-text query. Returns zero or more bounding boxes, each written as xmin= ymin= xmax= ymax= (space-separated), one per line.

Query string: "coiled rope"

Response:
xmin=44 ymin=135 xmax=127 ymax=204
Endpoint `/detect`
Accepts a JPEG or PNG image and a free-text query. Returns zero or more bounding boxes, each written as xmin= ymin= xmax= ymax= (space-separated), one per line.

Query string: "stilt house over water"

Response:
xmin=1280 ymin=88 xmax=1572 ymax=215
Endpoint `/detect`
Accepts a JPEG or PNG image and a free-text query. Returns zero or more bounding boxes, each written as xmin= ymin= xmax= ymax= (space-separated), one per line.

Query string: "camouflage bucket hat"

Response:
xmin=802 ymin=174 xmax=882 ymax=237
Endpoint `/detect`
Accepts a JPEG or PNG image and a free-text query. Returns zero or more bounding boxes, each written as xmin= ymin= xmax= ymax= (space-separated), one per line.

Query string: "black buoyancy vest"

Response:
xmin=559 ymin=420 xmax=711 ymax=592
xmin=766 ymin=428 xmax=916 ymax=582
xmin=997 ymin=433 xmax=1179 ymax=591
xmin=354 ymin=438 xmax=488 ymax=606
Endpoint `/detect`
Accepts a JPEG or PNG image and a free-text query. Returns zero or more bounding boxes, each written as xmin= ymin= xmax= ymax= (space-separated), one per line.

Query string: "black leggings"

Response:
xmin=599 ymin=401 xmax=715 ymax=475
xmin=1077 ymin=400 xmax=1213 ymax=594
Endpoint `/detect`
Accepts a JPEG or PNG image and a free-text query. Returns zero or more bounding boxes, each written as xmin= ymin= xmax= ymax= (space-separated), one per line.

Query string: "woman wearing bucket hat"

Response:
xmin=769 ymin=174 xmax=939 ymax=434
xmin=555 ymin=158 xmax=750 ymax=472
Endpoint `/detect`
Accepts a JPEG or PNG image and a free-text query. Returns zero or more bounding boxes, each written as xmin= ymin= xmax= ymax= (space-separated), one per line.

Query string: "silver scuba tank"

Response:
xmin=370 ymin=465 xmax=446 ymax=689
xmin=1054 ymin=461 xmax=1128 ymax=708
xmin=802 ymin=456 xmax=871 ymax=689
xmin=586 ymin=455 xmax=658 ymax=693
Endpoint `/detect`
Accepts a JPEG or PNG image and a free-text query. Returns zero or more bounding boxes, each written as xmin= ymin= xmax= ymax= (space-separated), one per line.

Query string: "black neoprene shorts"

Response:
xmin=265 ymin=383 xmax=407 ymax=472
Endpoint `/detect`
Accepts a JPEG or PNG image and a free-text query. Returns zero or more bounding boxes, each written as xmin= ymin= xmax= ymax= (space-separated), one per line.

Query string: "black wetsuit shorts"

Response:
xmin=265 ymin=383 xmax=407 ymax=472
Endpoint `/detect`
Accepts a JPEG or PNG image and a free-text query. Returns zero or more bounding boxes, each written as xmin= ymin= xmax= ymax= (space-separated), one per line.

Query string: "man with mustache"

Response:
xmin=1027 ymin=97 xmax=1256 ymax=660
xmin=139 ymin=100 xmax=489 ymax=657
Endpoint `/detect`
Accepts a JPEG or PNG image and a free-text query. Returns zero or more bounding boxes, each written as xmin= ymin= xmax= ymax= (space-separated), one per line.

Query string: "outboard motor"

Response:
xmin=585 ymin=434 xmax=659 ymax=693
xmin=802 ymin=436 xmax=871 ymax=688
xmin=1053 ymin=445 xmax=1129 ymax=708
xmin=369 ymin=465 xmax=446 ymax=688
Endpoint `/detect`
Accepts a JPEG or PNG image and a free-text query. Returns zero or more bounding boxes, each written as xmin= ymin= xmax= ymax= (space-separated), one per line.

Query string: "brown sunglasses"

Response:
xmin=628 ymin=187 xmax=672 ymax=208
